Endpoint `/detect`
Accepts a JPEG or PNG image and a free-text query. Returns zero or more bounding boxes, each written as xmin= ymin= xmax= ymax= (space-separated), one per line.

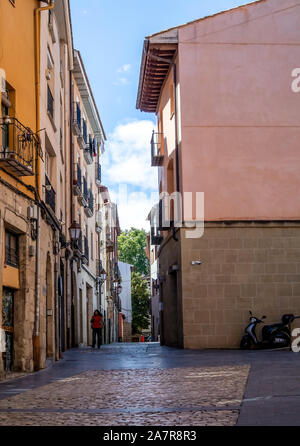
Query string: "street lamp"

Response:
xmin=100 ymin=272 xmax=107 ymax=281
xmin=68 ymin=221 xmax=81 ymax=243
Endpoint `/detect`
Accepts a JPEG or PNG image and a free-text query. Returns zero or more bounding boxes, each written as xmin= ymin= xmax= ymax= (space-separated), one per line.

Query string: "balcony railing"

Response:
xmin=45 ymin=175 xmax=56 ymax=213
xmin=96 ymin=210 xmax=102 ymax=233
xmin=73 ymin=163 xmax=82 ymax=196
xmin=82 ymin=177 xmax=88 ymax=204
xmin=84 ymin=135 xmax=94 ymax=165
xmin=0 ymin=117 xmax=38 ymax=176
xmin=84 ymin=189 xmax=94 ymax=217
xmin=106 ymin=232 xmax=114 ymax=252
xmin=83 ymin=120 xmax=87 ymax=145
xmin=151 ymin=131 xmax=164 ymax=167
xmin=96 ymin=259 xmax=103 ymax=276
xmin=47 ymin=86 xmax=54 ymax=120
xmin=83 ymin=236 xmax=89 ymax=264
xmin=72 ymin=102 xmax=81 ymax=136
xmin=96 ymin=162 xmax=101 ymax=186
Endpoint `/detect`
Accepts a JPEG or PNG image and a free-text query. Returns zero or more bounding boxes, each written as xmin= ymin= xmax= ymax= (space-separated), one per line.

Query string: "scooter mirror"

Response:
xmin=262 ymin=316 xmax=267 ymax=319
xmin=249 ymin=310 xmax=253 ymax=316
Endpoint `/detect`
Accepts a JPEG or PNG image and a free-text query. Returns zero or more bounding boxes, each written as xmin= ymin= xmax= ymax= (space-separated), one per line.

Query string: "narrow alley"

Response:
xmin=0 ymin=343 xmax=299 ymax=426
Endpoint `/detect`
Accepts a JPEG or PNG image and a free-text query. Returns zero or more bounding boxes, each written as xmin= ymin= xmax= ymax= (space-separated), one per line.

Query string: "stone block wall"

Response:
xmin=180 ymin=222 xmax=300 ymax=349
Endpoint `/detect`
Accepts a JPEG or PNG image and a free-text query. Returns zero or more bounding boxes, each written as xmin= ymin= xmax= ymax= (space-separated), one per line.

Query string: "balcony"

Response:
xmin=45 ymin=175 xmax=56 ymax=214
xmin=96 ymin=259 xmax=103 ymax=277
xmin=151 ymin=131 xmax=164 ymax=167
xmin=84 ymin=135 xmax=94 ymax=165
xmin=78 ymin=176 xmax=88 ymax=207
xmin=77 ymin=118 xmax=86 ymax=150
xmin=106 ymin=232 xmax=114 ymax=252
xmin=73 ymin=163 xmax=82 ymax=197
xmin=0 ymin=117 xmax=38 ymax=176
xmin=96 ymin=210 xmax=102 ymax=233
xmin=83 ymin=235 xmax=89 ymax=265
xmin=84 ymin=189 xmax=94 ymax=218
xmin=95 ymin=162 xmax=101 ymax=186
xmin=72 ymin=102 xmax=81 ymax=137
xmin=151 ymin=227 xmax=163 ymax=246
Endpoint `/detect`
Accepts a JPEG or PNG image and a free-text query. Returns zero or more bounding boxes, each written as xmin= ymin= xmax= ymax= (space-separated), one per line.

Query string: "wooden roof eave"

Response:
xmin=136 ymin=34 xmax=178 ymax=113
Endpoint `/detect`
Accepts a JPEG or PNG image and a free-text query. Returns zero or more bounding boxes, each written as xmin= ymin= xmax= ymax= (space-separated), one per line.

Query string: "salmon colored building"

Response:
xmin=137 ymin=0 xmax=300 ymax=348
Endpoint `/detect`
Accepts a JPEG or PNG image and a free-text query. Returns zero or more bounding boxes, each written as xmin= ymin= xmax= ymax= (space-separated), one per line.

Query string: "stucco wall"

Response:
xmin=177 ymin=0 xmax=300 ymax=221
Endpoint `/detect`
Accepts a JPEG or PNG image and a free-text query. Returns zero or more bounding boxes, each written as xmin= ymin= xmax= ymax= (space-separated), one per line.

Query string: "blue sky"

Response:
xmin=70 ymin=0 xmax=256 ymax=230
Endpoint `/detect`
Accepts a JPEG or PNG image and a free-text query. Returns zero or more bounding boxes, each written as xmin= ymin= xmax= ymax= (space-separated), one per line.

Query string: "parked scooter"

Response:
xmin=240 ymin=311 xmax=300 ymax=349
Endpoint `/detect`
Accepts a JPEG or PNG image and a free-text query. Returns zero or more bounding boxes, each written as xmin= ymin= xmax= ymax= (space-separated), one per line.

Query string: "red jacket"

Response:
xmin=91 ymin=315 xmax=103 ymax=329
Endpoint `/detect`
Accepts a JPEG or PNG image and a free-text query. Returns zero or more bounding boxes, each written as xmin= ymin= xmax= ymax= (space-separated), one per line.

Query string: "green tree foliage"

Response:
xmin=118 ymin=228 xmax=150 ymax=275
xmin=131 ymin=272 xmax=150 ymax=334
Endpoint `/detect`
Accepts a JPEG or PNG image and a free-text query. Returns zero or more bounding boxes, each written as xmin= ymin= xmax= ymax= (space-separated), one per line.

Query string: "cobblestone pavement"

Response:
xmin=0 ymin=343 xmax=300 ymax=426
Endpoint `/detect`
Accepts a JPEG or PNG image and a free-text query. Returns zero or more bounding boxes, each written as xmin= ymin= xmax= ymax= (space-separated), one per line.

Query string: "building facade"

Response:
xmin=118 ymin=261 xmax=133 ymax=342
xmin=137 ymin=0 xmax=300 ymax=349
xmin=146 ymin=234 xmax=160 ymax=341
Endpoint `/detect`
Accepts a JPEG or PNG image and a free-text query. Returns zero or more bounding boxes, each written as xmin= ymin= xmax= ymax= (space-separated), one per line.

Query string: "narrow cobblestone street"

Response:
xmin=0 ymin=343 xmax=300 ymax=426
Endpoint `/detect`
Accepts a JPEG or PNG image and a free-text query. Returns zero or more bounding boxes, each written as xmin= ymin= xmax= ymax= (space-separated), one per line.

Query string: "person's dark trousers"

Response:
xmin=92 ymin=328 xmax=102 ymax=348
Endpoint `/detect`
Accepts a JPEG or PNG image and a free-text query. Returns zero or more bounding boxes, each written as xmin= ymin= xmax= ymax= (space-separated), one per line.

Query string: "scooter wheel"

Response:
xmin=240 ymin=336 xmax=252 ymax=350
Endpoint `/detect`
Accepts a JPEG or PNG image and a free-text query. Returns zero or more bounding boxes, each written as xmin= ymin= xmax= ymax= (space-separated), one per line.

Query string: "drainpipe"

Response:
xmin=33 ymin=0 xmax=55 ymax=371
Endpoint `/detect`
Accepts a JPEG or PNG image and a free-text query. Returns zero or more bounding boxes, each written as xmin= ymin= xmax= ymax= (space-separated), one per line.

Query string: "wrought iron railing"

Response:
xmin=83 ymin=119 xmax=87 ymax=144
xmin=0 ymin=117 xmax=39 ymax=176
xmin=84 ymin=236 xmax=89 ymax=262
xmin=76 ymin=163 xmax=82 ymax=190
xmin=96 ymin=162 xmax=101 ymax=184
xmin=151 ymin=131 xmax=164 ymax=167
xmin=45 ymin=175 xmax=56 ymax=213
xmin=88 ymin=189 xmax=94 ymax=214
xmin=83 ymin=176 xmax=88 ymax=202
xmin=72 ymin=102 xmax=81 ymax=134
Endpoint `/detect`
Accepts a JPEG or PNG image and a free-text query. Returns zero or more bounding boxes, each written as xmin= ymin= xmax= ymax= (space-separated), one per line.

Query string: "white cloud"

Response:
xmin=117 ymin=64 xmax=131 ymax=73
xmin=102 ymin=120 xmax=159 ymax=230
xmin=114 ymin=64 xmax=132 ymax=86
xmin=103 ymin=120 xmax=157 ymax=190
xmin=109 ymin=188 xmax=157 ymax=231
xmin=113 ymin=77 xmax=129 ymax=86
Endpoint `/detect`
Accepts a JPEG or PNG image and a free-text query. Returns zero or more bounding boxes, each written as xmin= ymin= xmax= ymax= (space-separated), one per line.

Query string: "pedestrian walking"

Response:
xmin=91 ymin=310 xmax=103 ymax=349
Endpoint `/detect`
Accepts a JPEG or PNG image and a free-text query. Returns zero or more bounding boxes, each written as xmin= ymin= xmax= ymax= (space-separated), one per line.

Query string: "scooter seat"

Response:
xmin=262 ymin=323 xmax=283 ymax=337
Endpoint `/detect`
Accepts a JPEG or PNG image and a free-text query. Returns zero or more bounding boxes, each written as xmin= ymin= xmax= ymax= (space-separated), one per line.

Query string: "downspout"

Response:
xmin=33 ymin=0 xmax=55 ymax=371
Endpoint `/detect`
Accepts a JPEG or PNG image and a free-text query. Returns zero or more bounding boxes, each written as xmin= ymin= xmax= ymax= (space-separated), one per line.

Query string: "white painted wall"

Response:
xmin=118 ymin=261 xmax=132 ymax=323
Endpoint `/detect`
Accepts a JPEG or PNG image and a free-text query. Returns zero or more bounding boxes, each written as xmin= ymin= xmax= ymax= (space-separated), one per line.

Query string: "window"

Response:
xmin=5 ymin=231 xmax=19 ymax=268
xmin=47 ymin=48 xmax=55 ymax=120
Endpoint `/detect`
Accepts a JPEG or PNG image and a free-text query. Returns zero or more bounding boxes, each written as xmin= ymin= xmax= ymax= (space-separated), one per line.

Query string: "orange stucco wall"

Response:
xmin=175 ymin=0 xmax=300 ymax=221
xmin=0 ymin=0 xmax=39 ymax=197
